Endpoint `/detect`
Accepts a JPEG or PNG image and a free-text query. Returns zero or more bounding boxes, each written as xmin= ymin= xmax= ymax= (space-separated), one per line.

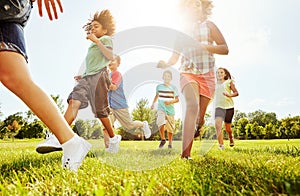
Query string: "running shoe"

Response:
xmin=36 ymin=133 xmax=62 ymax=154
xmin=62 ymin=135 xmax=92 ymax=172
xmin=143 ymin=121 xmax=151 ymax=139
xmin=106 ymin=135 xmax=122 ymax=153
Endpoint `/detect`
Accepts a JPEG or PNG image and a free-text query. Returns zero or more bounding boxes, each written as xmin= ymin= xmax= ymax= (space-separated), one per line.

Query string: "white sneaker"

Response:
xmin=106 ymin=135 xmax=121 ymax=153
xmin=143 ymin=121 xmax=151 ymax=139
xmin=36 ymin=133 xmax=62 ymax=154
xmin=219 ymin=144 xmax=225 ymax=150
xmin=62 ymin=135 xmax=92 ymax=172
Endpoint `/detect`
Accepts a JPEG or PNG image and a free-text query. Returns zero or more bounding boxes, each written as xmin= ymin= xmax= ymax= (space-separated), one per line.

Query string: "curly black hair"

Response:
xmin=83 ymin=9 xmax=116 ymax=36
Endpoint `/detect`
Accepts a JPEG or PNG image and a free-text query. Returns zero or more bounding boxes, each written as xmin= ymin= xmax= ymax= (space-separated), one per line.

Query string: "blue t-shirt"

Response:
xmin=156 ymin=84 xmax=179 ymax=115
xmin=108 ymin=70 xmax=128 ymax=109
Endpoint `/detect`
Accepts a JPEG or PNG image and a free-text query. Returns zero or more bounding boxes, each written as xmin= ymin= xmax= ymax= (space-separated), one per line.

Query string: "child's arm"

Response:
xmin=164 ymin=96 xmax=179 ymax=105
xmin=157 ymin=52 xmax=180 ymax=69
xmin=86 ymin=34 xmax=114 ymax=60
xmin=109 ymin=71 xmax=122 ymax=91
xmin=109 ymin=84 xmax=117 ymax=91
xmin=224 ymin=81 xmax=239 ymax=97
xmin=151 ymin=94 xmax=159 ymax=109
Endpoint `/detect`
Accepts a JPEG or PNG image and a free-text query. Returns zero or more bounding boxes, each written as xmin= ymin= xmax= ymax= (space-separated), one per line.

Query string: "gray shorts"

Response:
xmin=68 ymin=67 xmax=111 ymax=118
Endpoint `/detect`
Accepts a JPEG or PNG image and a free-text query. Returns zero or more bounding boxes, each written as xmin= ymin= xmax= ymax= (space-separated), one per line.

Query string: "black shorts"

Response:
xmin=215 ymin=107 xmax=234 ymax=123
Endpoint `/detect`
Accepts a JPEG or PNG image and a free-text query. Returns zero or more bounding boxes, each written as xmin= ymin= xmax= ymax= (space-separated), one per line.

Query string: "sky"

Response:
xmin=1 ymin=0 xmax=300 ymax=121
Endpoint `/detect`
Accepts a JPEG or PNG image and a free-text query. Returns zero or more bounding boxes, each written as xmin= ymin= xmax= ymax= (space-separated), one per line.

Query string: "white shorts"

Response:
xmin=156 ymin=110 xmax=175 ymax=133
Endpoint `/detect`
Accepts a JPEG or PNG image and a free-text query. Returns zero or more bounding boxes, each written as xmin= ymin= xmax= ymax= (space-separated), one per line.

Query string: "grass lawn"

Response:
xmin=0 ymin=138 xmax=299 ymax=195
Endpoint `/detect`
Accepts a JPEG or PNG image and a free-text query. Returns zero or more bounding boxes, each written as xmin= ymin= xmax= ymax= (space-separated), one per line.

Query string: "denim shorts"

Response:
xmin=0 ymin=22 xmax=27 ymax=61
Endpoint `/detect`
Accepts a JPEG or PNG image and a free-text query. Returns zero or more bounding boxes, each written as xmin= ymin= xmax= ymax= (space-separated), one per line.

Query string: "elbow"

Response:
xmin=223 ymin=46 xmax=229 ymax=55
xmin=224 ymin=48 xmax=229 ymax=55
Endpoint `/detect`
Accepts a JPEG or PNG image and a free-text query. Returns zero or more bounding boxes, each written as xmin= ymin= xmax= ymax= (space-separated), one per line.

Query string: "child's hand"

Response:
xmin=86 ymin=33 xmax=98 ymax=43
xmin=150 ymin=104 xmax=155 ymax=110
xmin=33 ymin=0 xmax=63 ymax=20
xmin=223 ymin=92 xmax=230 ymax=97
xmin=157 ymin=60 xmax=167 ymax=69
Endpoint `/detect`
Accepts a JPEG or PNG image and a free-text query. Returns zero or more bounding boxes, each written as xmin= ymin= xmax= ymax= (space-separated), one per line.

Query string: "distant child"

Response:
xmin=103 ymin=55 xmax=151 ymax=149
xmin=1 ymin=0 xmax=91 ymax=172
xmin=36 ymin=9 xmax=121 ymax=154
xmin=157 ymin=0 xmax=229 ymax=159
xmin=214 ymin=67 xmax=238 ymax=150
xmin=151 ymin=70 xmax=179 ymax=149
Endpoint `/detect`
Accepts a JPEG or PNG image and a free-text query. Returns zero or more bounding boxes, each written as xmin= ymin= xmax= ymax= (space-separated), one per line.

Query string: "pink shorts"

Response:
xmin=180 ymin=71 xmax=215 ymax=99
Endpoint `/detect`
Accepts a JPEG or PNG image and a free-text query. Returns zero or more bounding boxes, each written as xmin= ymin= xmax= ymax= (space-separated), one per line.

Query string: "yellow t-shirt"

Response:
xmin=215 ymin=79 xmax=234 ymax=109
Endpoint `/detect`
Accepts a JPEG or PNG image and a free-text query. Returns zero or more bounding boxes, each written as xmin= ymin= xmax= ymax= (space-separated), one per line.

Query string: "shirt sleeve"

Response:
xmin=111 ymin=71 xmax=122 ymax=88
xmin=100 ymin=35 xmax=113 ymax=49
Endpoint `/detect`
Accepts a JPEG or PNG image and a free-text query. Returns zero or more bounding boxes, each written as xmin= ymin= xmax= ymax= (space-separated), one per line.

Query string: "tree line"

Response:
xmin=0 ymin=96 xmax=299 ymax=140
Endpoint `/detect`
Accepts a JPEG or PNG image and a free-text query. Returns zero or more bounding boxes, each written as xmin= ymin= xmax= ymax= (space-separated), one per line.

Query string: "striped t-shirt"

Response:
xmin=156 ymin=84 xmax=179 ymax=116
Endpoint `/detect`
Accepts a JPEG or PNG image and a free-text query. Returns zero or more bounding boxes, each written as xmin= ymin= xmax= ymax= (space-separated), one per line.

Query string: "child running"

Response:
xmin=157 ymin=0 xmax=229 ymax=159
xmin=103 ymin=55 xmax=151 ymax=149
xmin=151 ymin=70 xmax=179 ymax=149
xmin=36 ymin=9 xmax=121 ymax=154
xmin=214 ymin=67 xmax=239 ymax=150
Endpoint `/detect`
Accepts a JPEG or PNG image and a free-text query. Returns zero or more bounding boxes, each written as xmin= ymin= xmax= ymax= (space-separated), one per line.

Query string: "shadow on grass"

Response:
xmin=233 ymin=145 xmax=300 ymax=157
xmin=0 ymin=152 xmax=61 ymax=179
xmin=186 ymin=156 xmax=300 ymax=195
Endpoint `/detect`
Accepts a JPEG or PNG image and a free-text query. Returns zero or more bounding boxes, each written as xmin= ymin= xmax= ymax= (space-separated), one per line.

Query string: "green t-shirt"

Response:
xmin=83 ymin=35 xmax=113 ymax=77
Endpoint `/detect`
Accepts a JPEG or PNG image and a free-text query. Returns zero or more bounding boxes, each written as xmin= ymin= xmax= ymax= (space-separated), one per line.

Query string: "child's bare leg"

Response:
xmin=215 ymin=117 xmax=224 ymax=145
xmin=168 ymin=132 xmax=173 ymax=145
xmin=224 ymin=123 xmax=233 ymax=138
xmin=99 ymin=117 xmax=115 ymax=138
xmin=159 ymin=125 xmax=166 ymax=140
xmin=181 ymin=83 xmax=199 ymax=157
xmin=103 ymin=129 xmax=110 ymax=148
xmin=198 ymin=95 xmax=210 ymax=132
xmin=0 ymin=52 xmax=74 ymax=144
xmin=64 ymin=99 xmax=81 ymax=125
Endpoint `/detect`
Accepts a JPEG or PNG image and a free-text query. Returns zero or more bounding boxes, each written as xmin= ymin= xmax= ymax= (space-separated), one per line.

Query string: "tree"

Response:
xmin=73 ymin=119 xmax=89 ymax=138
xmin=131 ymin=98 xmax=156 ymax=139
xmin=1 ymin=113 xmax=25 ymax=140
xmin=235 ymin=117 xmax=249 ymax=139
xmin=280 ymin=116 xmax=300 ymax=140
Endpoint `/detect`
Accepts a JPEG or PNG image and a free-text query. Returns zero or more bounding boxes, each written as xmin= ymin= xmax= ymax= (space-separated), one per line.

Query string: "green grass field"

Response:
xmin=0 ymin=139 xmax=299 ymax=195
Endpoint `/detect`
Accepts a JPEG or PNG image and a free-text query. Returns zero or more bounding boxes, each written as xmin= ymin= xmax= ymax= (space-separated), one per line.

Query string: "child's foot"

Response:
xmin=181 ymin=155 xmax=192 ymax=160
xmin=158 ymin=140 xmax=166 ymax=148
xmin=36 ymin=132 xmax=62 ymax=154
xmin=194 ymin=126 xmax=205 ymax=138
xmin=168 ymin=144 xmax=172 ymax=149
xmin=229 ymin=137 xmax=234 ymax=147
xmin=219 ymin=144 xmax=225 ymax=150
xmin=106 ymin=135 xmax=122 ymax=153
xmin=143 ymin=121 xmax=151 ymax=139
xmin=62 ymin=135 xmax=92 ymax=172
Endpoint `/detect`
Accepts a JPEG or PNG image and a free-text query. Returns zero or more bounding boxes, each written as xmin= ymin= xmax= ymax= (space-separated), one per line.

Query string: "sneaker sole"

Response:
xmin=36 ymin=146 xmax=62 ymax=154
